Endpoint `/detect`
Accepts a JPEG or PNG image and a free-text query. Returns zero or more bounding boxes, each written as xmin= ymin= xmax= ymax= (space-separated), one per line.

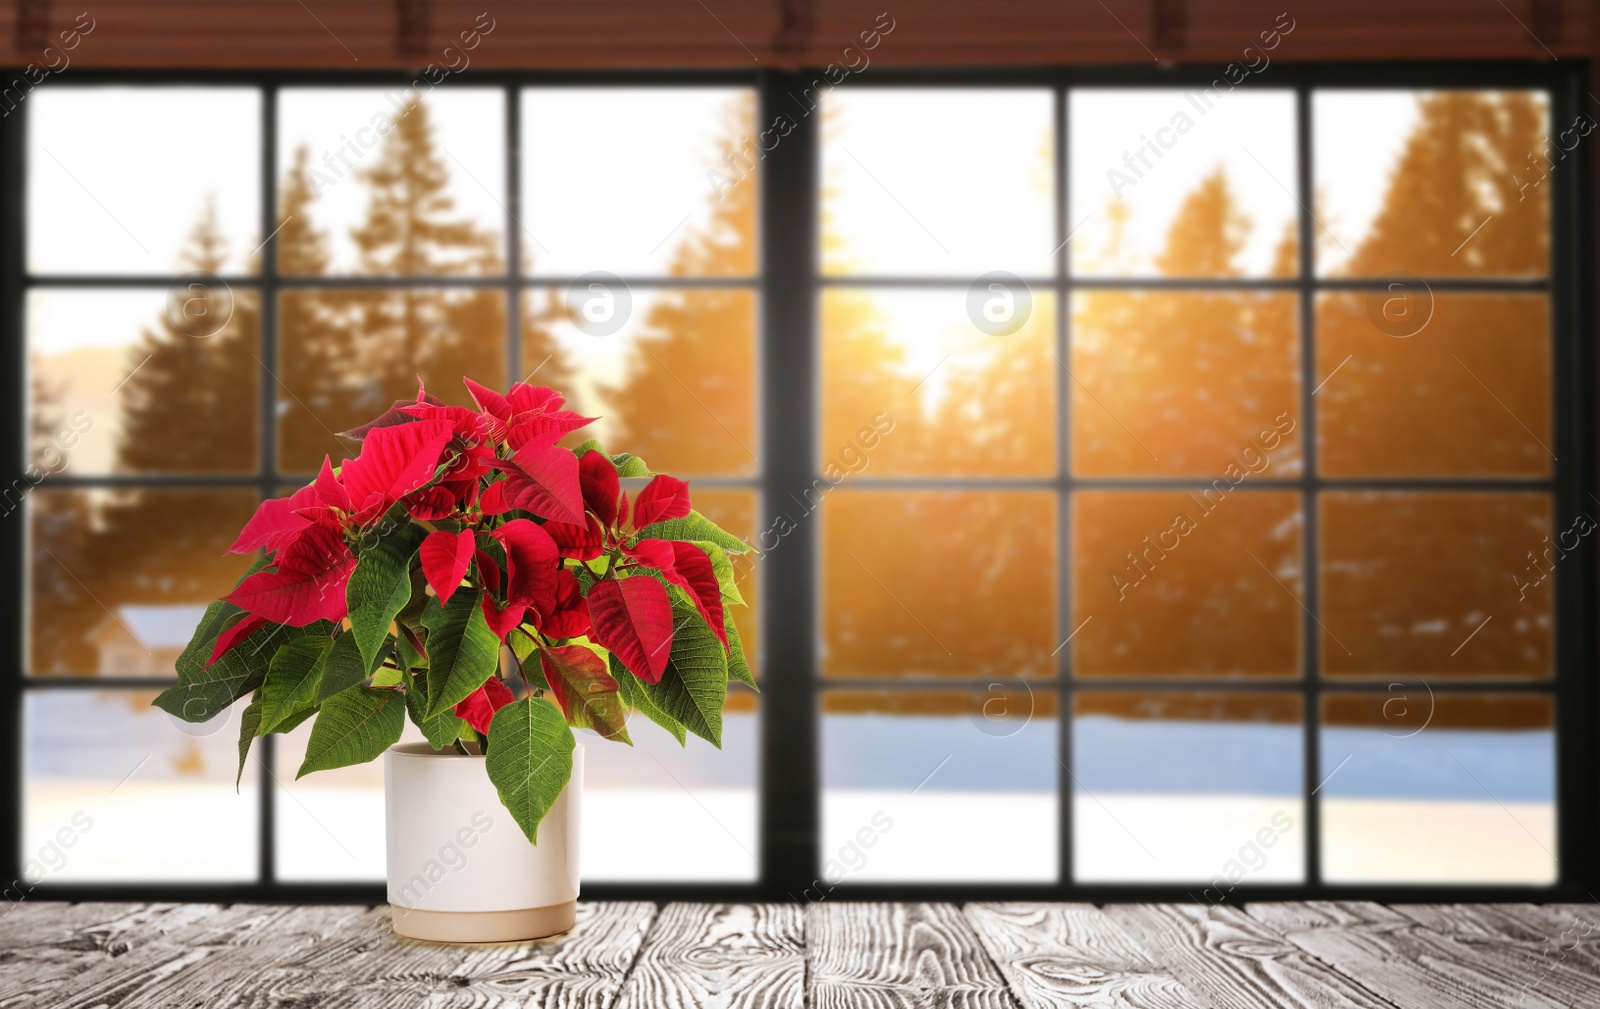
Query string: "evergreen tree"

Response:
xmin=601 ymin=94 xmax=759 ymax=476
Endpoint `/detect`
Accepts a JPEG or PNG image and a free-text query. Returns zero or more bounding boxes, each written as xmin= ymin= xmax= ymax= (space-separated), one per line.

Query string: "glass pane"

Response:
xmin=522 ymin=287 xmax=756 ymax=477
xmin=821 ymin=288 xmax=1057 ymax=477
xmin=1074 ymin=491 xmax=1302 ymax=679
xmin=275 ymin=718 xmax=427 ymax=882
xmin=1074 ymin=691 xmax=1304 ymax=883
xmin=1315 ymin=90 xmax=1549 ymax=277
xmin=1321 ymin=692 xmax=1555 ymax=883
xmin=1316 ymin=293 xmax=1551 ymax=477
xmin=24 ymin=689 xmax=258 ymax=882
xmin=821 ymin=689 xmax=1057 ymax=883
xmin=28 ymin=489 xmax=259 ymax=676
xmin=277 ymin=88 xmax=505 ymax=276
xmin=276 ymin=288 xmax=507 ymax=473
xmin=693 ymin=489 xmax=759 ymax=677
xmin=522 ymin=88 xmax=757 ymax=277
xmin=1320 ymin=492 xmax=1552 ymax=679
xmin=1071 ymin=290 xmax=1301 ymax=476
xmin=585 ymin=693 xmax=760 ymax=881
xmin=29 ymin=87 xmax=261 ymax=275
xmin=1070 ymin=89 xmax=1297 ymax=278
xmin=27 ymin=288 xmax=261 ymax=476
xmin=822 ymin=89 xmax=1054 ymax=277
xmin=822 ymin=490 xmax=1057 ymax=679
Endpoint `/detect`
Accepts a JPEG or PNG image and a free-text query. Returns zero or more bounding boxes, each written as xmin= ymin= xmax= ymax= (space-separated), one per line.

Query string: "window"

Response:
xmin=7 ymin=67 xmax=1591 ymax=900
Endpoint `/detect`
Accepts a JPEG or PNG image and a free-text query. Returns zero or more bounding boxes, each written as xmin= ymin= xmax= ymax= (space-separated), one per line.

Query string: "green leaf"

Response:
xmin=259 ymin=635 xmax=333 ymax=733
xmin=405 ymin=673 xmax=469 ymax=749
xmin=237 ymin=691 xmax=262 ymax=789
xmin=297 ymin=686 xmax=405 ymax=778
xmin=726 ymin=620 xmax=757 ymax=690
xmin=346 ymin=526 xmax=421 ymax=675
xmin=612 ymin=655 xmax=687 ymax=745
xmin=314 ymin=632 xmax=368 ymax=703
xmin=484 ymin=696 xmax=575 ymax=844
xmin=154 ymin=617 xmax=331 ymax=724
xmin=635 ymin=589 xmax=728 ymax=746
xmin=610 ymin=452 xmax=654 ymax=478
xmin=422 ymin=588 xmax=500 ymax=719
xmin=634 ymin=509 xmax=749 ymax=554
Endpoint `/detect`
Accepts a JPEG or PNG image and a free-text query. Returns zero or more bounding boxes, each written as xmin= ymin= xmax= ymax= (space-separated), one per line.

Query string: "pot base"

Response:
xmin=389 ymin=900 xmax=577 ymax=943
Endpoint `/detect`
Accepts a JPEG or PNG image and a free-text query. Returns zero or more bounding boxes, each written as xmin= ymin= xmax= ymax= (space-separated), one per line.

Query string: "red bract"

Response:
xmin=453 ymin=675 xmax=514 ymax=736
xmin=587 ymin=576 xmax=674 ymax=683
xmin=339 ymin=419 xmax=454 ymax=525
xmin=224 ymin=522 xmax=356 ymax=626
xmin=420 ymin=529 xmax=475 ymax=605
xmin=578 ymin=451 xmax=620 ymax=526
xmin=205 ymin=613 xmax=268 ymax=669
xmin=632 ymin=475 xmax=692 ymax=528
xmin=489 ymin=441 xmax=585 ymax=525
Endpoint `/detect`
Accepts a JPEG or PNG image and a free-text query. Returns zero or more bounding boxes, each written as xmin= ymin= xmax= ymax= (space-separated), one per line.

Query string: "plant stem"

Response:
xmin=452 ymin=739 xmax=470 ymax=756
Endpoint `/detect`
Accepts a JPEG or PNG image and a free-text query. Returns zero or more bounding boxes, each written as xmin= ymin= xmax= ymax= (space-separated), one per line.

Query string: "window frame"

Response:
xmin=1 ymin=62 xmax=1593 ymax=904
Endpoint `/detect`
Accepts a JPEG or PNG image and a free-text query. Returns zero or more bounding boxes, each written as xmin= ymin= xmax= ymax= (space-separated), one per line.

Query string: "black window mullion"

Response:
xmin=759 ymin=71 xmax=820 ymax=901
xmin=257 ymin=82 xmax=280 ymax=890
xmin=1055 ymin=81 xmax=1075 ymax=887
xmin=1294 ymin=84 xmax=1323 ymax=890
xmin=0 ymin=87 xmax=26 ymax=897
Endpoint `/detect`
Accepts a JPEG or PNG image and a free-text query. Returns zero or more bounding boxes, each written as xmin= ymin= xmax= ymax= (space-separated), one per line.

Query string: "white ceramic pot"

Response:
xmin=384 ymin=742 xmax=582 ymax=942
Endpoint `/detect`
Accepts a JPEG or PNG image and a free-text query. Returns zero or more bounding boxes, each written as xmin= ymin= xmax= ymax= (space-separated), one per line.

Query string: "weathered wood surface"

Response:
xmin=614 ymin=902 xmax=805 ymax=1009
xmin=1247 ymin=901 xmax=1600 ymax=1009
xmin=963 ymin=902 xmax=1196 ymax=1008
xmin=4 ymin=901 xmax=1598 ymax=1008
xmin=1104 ymin=902 xmax=1401 ymax=1009
xmin=809 ymin=902 xmax=1015 ymax=1008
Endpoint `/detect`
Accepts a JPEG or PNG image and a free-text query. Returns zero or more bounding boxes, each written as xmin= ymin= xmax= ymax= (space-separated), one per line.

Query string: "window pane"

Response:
xmin=28 ymin=489 xmax=259 ymax=676
xmin=28 ymin=288 xmax=261 ymax=476
xmin=1070 ymin=90 xmax=1297 ymax=278
xmin=1071 ymin=291 xmax=1301 ymax=476
xmin=1320 ymin=492 xmax=1552 ymax=679
xmin=692 ymin=489 xmax=759 ymax=676
xmin=822 ymin=490 xmax=1057 ymax=679
xmin=585 ymin=693 xmax=760 ymax=882
xmin=823 ymin=89 xmax=1054 ymax=277
xmin=274 ymin=718 xmax=428 ymax=882
xmin=25 ymin=689 xmax=259 ymax=882
xmin=29 ymin=87 xmax=261 ymax=275
xmin=276 ymin=288 xmax=507 ymax=472
xmin=522 ymin=287 xmax=756 ymax=478
xmin=820 ymin=288 xmax=1057 ymax=477
xmin=1317 ymin=293 xmax=1551 ymax=477
xmin=1315 ymin=90 xmax=1549 ymax=277
xmin=277 ymin=88 xmax=505 ymax=276
xmin=522 ymin=88 xmax=756 ymax=277
xmin=1321 ymin=692 xmax=1555 ymax=883
xmin=1074 ymin=491 xmax=1303 ymax=679
xmin=822 ymin=689 xmax=1057 ymax=883
xmin=1074 ymin=691 xmax=1304 ymax=883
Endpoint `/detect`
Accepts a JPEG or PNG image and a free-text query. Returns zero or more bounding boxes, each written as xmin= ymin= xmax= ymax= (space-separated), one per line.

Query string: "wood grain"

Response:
xmin=809 ymin=902 xmax=1014 ymax=1009
xmin=1246 ymin=901 xmax=1595 ymax=1009
xmin=614 ymin=902 xmax=805 ymax=1009
xmin=0 ymin=901 xmax=656 ymax=1009
xmin=963 ymin=902 xmax=1197 ymax=1009
xmin=1105 ymin=902 xmax=1399 ymax=1009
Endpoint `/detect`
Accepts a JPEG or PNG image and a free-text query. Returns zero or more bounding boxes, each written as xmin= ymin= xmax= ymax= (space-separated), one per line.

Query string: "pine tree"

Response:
xmin=345 ymin=99 xmax=506 ymax=420
xmin=278 ymin=144 xmax=362 ymax=470
xmin=600 ymin=94 xmax=759 ymax=476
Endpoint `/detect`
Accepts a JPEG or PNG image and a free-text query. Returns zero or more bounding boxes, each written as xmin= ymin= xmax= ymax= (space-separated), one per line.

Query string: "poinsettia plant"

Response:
xmin=154 ymin=378 xmax=754 ymax=843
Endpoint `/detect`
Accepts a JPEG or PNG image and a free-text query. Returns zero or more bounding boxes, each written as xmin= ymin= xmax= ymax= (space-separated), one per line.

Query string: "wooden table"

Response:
xmin=3 ymin=901 xmax=1598 ymax=1007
